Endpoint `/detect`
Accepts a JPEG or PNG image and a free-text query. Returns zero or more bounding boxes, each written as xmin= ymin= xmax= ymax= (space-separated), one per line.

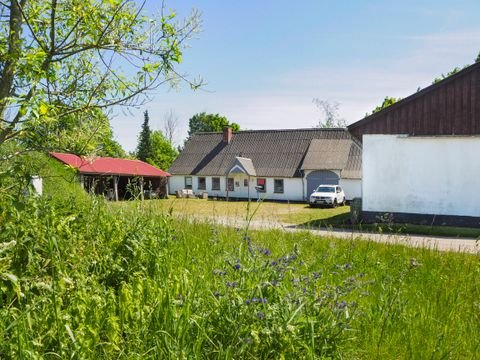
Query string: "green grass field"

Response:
xmin=1 ymin=192 xmax=480 ymax=358
xmin=113 ymin=198 xmax=480 ymax=239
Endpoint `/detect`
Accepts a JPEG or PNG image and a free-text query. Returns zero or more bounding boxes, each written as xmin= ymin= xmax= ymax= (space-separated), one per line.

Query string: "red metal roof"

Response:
xmin=50 ymin=152 xmax=170 ymax=177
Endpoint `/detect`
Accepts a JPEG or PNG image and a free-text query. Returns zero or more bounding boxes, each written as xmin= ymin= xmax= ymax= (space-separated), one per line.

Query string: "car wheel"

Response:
xmin=332 ymin=199 xmax=337 ymax=208
xmin=309 ymin=203 xmax=316 ymax=208
xmin=341 ymin=197 xmax=346 ymax=206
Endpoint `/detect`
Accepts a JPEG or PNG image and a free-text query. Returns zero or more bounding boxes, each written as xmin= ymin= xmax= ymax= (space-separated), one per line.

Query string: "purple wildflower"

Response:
xmin=257 ymin=312 xmax=264 ymax=320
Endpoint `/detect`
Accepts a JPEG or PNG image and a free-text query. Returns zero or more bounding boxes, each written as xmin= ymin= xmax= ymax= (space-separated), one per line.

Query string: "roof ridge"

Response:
xmin=193 ymin=128 xmax=349 ymax=135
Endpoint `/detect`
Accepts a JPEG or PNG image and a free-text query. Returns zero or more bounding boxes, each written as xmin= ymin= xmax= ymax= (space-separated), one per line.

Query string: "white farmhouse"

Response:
xmin=168 ymin=128 xmax=362 ymax=202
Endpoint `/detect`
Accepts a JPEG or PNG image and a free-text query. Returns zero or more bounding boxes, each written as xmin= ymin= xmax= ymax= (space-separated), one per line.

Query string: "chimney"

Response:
xmin=223 ymin=127 xmax=232 ymax=144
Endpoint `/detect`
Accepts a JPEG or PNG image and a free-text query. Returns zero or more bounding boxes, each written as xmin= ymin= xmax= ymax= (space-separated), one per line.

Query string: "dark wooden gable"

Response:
xmin=348 ymin=62 xmax=480 ymax=141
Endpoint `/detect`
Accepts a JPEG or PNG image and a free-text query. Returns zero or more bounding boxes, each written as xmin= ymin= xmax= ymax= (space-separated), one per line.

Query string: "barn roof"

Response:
xmin=50 ymin=152 xmax=170 ymax=177
xmin=168 ymin=128 xmax=361 ymax=179
xmin=348 ymin=61 xmax=480 ymax=140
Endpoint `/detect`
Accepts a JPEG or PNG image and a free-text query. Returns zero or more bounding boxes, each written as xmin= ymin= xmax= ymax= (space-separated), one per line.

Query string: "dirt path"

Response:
xmin=182 ymin=214 xmax=480 ymax=254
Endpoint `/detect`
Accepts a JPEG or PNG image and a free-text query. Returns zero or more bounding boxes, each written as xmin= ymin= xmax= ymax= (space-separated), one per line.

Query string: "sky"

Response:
xmin=112 ymin=0 xmax=480 ymax=151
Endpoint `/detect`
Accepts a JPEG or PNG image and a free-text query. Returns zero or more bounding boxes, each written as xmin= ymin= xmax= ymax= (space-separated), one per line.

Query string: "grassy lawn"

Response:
xmin=113 ymin=198 xmax=480 ymax=239
xmin=112 ymin=197 xmax=351 ymax=225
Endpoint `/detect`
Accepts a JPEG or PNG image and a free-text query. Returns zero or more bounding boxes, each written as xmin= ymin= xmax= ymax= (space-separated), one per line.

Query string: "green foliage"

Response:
xmin=20 ymin=108 xmax=126 ymax=157
xmin=0 ymin=196 xmax=479 ymax=358
xmin=136 ymin=110 xmax=152 ymax=162
xmin=476 ymin=51 xmax=480 ymax=63
xmin=187 ymin=112 xmax=240 ymax=138
xmin=369 ymin=96 xmax=402 ymax=115
xmin=0 ymin=148 xmax=89 ymax=203
xmin=148 ymin=130 xmax=178 ymax=170
xmin=432 ymin=65 xmax=470 ymax=84
xmin=0 ymin=0 xmax=202 ymax=149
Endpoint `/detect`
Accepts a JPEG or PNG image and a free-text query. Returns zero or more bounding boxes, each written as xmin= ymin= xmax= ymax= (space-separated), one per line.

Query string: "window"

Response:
xmin=185 ymin=176 xmax=192 ymax=189
xmin=212 ymin=177 xmax=220 ymax=191
xmin=227 ymin=178 xmax=234 ymax=191
xmin=256 ymin=178 xmax=266 ymax=192
xmin=274 ymin=179 xmax=284 ymax=194
xmin=198 ymin=177 xmax=206 ymax=190
xmin=244 ymin=178 xmax=248 ymax=187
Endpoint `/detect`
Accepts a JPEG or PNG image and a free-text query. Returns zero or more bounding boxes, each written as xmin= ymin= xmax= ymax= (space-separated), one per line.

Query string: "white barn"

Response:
xmin=348 ymin=62 xmax=480 ymax=227
xmin=168 ymin=128 xmax=362 ymax=202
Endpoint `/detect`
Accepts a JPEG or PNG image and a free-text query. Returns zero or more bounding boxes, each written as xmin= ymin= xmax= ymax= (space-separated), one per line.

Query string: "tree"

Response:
xmin=136 ymin=110 xmax=152 ymax=162
xmin=370 ymin=96 xmax=402 ymax=115
xmin=20 ymin=107 xmax=126 ymax=157
xmin=148 ymin=130 xmax=178 ymax=170
xmin=187 ymin=112 xmax=240 ymax=138
xmin=432 ymin=66 xmax=469 ymax=84
xmin=476 ymin=51 xmax=480 ymax=63
xmin=312 ymin=99 xmax=346 ymax=128
xmin=163 ymin=109 xmax=178 ymax=145
xmin=0 ymin=0 xmax=202 ymax=150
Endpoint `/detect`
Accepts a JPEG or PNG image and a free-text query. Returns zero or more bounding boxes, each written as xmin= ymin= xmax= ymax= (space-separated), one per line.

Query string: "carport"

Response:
xmin=50 ymin=152 xmax=170 ymax=200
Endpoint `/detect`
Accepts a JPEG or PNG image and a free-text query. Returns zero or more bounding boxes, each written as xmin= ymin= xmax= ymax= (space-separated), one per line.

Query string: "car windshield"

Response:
xmin=316 ymin=186 xmax=335 ymax=193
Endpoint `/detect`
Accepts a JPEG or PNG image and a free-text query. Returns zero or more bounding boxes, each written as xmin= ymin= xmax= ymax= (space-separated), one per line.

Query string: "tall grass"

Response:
xmin=1 ymin=194 xmax=479 ymax=358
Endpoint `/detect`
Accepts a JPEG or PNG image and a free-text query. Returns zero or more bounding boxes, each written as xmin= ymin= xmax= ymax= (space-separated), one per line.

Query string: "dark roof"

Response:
xmin=348 ymin=61 xmax=480 ymax=140
xmin=169 ymin=128 xmax=361 ymax=178
xmin=50 ymin=152 xmax=170 ymax=177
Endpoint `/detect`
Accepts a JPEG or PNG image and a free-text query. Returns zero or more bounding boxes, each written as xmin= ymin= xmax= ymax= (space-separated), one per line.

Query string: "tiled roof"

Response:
xmin=169 ymin=128 xmax=361 ymax=178
xmin=50 ymin=152 xmax=170 ymax=177
xmin=301 ymin=139 xmax=362 ymax=179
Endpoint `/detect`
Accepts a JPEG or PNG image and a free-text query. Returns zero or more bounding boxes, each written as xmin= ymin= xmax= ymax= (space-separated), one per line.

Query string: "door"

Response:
xmin=306 ymin=170 xmax=339 ymax=197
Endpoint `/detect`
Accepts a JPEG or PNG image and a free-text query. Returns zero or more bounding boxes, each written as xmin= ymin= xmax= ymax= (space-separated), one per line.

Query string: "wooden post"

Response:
xmin=226 ymin=176 xmax=229 ymax=201
xmin=113 ymin=176 xmax=119 ymax=201
xmin=140 ymin=177 xmax=144 ymax=201
xmin=79 ymin=174 xmax=84 ymax=189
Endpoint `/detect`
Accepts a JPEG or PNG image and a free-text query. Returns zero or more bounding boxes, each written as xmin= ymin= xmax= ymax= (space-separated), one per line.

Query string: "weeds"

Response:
xmin=1 ymin=193 xmax=479 ymax=358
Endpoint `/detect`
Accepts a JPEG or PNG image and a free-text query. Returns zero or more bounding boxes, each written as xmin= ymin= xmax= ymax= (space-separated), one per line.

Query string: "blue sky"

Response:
xmin=112 ymin=0 xmax=480 ymax=151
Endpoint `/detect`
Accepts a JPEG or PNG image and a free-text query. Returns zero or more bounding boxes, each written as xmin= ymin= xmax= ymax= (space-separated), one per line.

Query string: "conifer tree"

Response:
xmin=136 ymin=111 xmax=152 ymax=162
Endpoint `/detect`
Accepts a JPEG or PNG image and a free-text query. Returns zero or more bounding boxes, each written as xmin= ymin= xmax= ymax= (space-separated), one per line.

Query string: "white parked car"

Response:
xmin=309 ymin=185 xmax=346 ymax=208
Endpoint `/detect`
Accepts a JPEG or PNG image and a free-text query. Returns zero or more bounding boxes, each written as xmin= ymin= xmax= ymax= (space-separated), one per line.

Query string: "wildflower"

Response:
xmin=344 ymin=263 xmax=352 ymax=270
xmin=262 ymin=298 xmax=267 ymax=303
xmin=270 ymin=260 xmax=278 ymax=266
xmin=172 ymin=235 xmax=177 ymax=240
xmin=246 ymin=299 xmax=251 ymax=305
xmin=257 ymin=312 xmax=264 ymax=320
xmin=214 ymin=292 xmax=220 ymax=298
xmin=234 ymin=264 xmax=241 ymax=270
xmin=177 ymin=294 xmax=182 ymax=300
xmin=336 ymin=300 xmax=347 ymax=310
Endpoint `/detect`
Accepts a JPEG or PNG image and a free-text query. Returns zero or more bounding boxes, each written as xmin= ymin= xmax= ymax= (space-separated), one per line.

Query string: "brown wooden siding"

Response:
xmin=349 ymin=64 xmax=480 ymax=141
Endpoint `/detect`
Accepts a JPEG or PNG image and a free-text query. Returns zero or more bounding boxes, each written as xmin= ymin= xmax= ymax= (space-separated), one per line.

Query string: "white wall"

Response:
xmin=339 ymin=178 xmax=361 ymax=200
xmin=168 ymin=175 xmax=305 ymax=201
xmin=363 ymin=135 xmax=480 ymax=217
